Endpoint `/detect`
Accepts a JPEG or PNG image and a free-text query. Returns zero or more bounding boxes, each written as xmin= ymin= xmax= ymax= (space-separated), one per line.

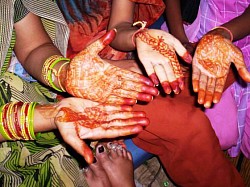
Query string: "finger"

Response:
xmin=177 ymin=77 xmax=185 ymax=90
xmin=232 ymin=50 xmax=250 ymax=82
xmin=118 ymin=69 xmax=155 ymax=86
xmin=97 ymin=104 xmax=133 ymax=112
xmin=106 ymin=94 xmax=154 ymax=105
xmin=139 ymin=58 xmax=159 ymax=85
xmin=171 ymin=36 xmax=192 ymax=63
xmin=79 ymin=124 xmax=145 ymax=139
xmin=63 ymin=133 xmax=94 ymax=164
xmin=119 ymin=80 xmax=159 ymax=96
xmin=104 ymin=111 xmax=146 ymax=121
xmin=105 ymin=96 xmax=137 ymax=105
xmin=213 ymin=76 xmax=227 ymax=104
xmin=203 ymin=77 xmax=216 ymax=108
xmin=149 ymin=73 xmax=160 ymax=86
xmin=83 ymin=29 xmax=116 ymax=55
xmin=198 ymin=74 xmax=208 ymax=105
xmin=169 ymin=80 xmax=181 ymax=94
xmin=192 ymin=58 xmax=201 ymax=92
xmin=112 ymin=89 xmax=154 ymax=102
xmin=161 ymin=81 xmax=172 ymax=94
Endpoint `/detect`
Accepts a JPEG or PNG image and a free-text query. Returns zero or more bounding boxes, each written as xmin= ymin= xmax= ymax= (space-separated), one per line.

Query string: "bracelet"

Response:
xmin=28 ymin=102 xmax=37 ymax=140
xmin=48 ymin=58 xmax=70 ymax=92
xmin=212 ymin=26 xmax=233 ymax=41
xmin=6 ymin=102 xmax=19 ymax=140
xmin=42 ymin=55 xmax=70 ymax=92
xmin=131 ymin=21 xmax=147 ymax=47
xmin=0 ymin=105 xmax=11 ymax=140
xmin=55 ymin=61 xmax=70 ymax=92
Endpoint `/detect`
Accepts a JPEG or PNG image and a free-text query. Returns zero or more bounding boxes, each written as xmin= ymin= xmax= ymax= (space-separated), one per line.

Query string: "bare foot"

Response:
xmin=83 ymin=149 xmax=111 ymax=187
xmin=96 ymin=143 xmax=136 ymax=187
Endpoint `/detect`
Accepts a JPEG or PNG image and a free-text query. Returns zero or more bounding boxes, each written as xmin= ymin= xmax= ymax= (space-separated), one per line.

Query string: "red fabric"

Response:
xmin=132 ymin=75 xmax=244 ymax=187
xmin=58 ymin=0 xmax=165 ymax=59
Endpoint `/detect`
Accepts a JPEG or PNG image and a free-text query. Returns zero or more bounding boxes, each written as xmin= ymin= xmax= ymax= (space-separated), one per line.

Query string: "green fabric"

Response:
xmin=0 ymin=1 xmax=88 ymax=186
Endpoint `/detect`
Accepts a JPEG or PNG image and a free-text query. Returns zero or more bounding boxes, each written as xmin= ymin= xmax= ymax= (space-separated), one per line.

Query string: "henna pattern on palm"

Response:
xmin=55 ymin=98 xmax=149 ymax=164
xmin=65 ymin=29 xmax=158 ymax=105
xmin=192 ymin=34 xmax=250 ymax=108
xmin=135 ymin=29 xmax=192 ymax=94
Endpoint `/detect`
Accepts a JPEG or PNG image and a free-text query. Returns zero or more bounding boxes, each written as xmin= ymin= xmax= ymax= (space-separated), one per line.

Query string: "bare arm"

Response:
xmin=108 ymin=0 xmax=137 ymax=51
xmin=14 ymin=12 xmax=68 ymax=89
xmin=211 ymin=5 xmax=250 ymax=41
xmin=164 ymin=0 xmax=189 ymax=43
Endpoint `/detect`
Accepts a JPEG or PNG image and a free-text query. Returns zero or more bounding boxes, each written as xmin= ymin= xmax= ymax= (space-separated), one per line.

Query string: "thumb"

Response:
xmin=84 ymin=29 xmax=116 ymax=55
xmin=232 ymin=49 xmax=250 ymax=82
xmin=66 ymin=136 xmax=95 ymax=164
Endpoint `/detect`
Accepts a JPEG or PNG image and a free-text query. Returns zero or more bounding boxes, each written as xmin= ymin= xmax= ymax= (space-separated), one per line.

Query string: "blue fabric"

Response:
xmin=125 ymin=139 xmax=153 ymax=169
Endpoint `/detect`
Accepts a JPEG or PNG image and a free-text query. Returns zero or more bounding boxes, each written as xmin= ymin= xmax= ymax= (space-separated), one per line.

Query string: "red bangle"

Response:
xmin=2 ymin=103 xmax=15 ymax=140
xmin=14 ymin=102 xmax=24 ymax=139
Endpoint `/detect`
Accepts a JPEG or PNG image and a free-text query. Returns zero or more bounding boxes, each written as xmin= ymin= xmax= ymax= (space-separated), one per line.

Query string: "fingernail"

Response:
xmin=98 ymin=145 xmax=104 ymax=153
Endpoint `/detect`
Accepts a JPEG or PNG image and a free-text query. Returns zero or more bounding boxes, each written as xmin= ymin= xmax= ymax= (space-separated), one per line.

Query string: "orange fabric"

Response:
xmin=132 ymin=75 xmax=244 ymax=187
xmin=57 ymin=0 xmax=165 ymax=59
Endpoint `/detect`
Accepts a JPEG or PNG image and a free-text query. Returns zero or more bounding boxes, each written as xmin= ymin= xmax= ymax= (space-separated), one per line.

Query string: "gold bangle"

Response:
xmin=56 ymin=61 xmax=69 ymax=92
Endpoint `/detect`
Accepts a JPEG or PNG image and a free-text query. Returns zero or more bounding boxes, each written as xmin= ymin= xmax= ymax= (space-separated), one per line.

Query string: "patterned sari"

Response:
xmin=0 ymin=1 xmax=88 ymax=186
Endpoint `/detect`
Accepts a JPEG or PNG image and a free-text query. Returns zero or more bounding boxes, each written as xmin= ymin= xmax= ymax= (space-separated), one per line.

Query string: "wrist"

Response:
xmin=209 ymin=26 xmax=233 ymax=41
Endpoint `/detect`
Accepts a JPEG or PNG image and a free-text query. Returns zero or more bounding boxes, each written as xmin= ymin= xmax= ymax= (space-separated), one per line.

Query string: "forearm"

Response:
xmin=164 ymin=0 xmax=189 ymax=43
xmin=0 ymin=102 xmax=57 ymax=142
xmin=109 ymin=22 xmax=138 ymax=51
xmin=221 ymin=6 xmax=250 ymax=41
xmin=108 ymin=0 xmax=137 ymax=51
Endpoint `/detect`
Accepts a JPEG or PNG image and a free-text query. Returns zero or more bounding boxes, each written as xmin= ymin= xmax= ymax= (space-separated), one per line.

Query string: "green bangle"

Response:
xmin=0 ymin=104 xmax=12 ymax=140
xmin=28 ymin=102 xmax=37 ymax=140
xmin=48 ymin=57 xmax=70 ymax=92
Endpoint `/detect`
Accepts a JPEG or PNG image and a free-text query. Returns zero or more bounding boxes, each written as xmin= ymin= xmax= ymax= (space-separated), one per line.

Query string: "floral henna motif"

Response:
xmin=195 ymin=34 xmax=233 ymax=78
xmin=136 ymin=30 xmax=183 ymax=79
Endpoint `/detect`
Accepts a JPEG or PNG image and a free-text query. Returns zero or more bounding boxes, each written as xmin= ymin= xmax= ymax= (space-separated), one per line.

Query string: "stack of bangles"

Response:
xmin=0 ymin=102 xmax=39 ymax=140
xmin=42 ymin=55 xmax=70 ymax=92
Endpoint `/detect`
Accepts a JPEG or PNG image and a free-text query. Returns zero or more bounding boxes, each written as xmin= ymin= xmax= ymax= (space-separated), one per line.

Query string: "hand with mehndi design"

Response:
xmin=135 ymin=29 xmax=192 ymax=94
xmin=53 ymin=97 xmax=149 ymax=164
xmin=192 ymin=33 xmax=250 ymax=108
xmin=65 ymin=29 xmax=159 ymax=105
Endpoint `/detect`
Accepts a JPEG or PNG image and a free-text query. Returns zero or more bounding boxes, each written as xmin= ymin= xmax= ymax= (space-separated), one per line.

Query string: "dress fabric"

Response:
xmin=0 ymin=1 xmax=88 ymax=186
xmin=161 ymin=0 xmax=250 ymax=158
xmin=56 ymin=0 xmax=165 ymax=59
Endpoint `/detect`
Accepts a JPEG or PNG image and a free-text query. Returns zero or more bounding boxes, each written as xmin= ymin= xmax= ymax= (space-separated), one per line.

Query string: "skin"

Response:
xmin=14 ymin=12 xmax=158 ymax=105
xmin=108 ymin=0 xmax=192 ymax=95
xmin=64 ymin=30 xmax=159 ymax=104
xmin=164 ymin=1 xmax=250 ymax=108
xmin=2 ymin=11 xmax=154 ymax=164
xmin=84 ymin=143 xmax=135 ymax=187
xmin=0 ymin=98 xmax=150 ymax=164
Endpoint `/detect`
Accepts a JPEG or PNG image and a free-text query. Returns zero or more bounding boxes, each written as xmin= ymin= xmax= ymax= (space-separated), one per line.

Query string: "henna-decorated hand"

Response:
xmin=65 ymin=29 xmax=159 ymax=105
xmin=192 ymin=33 xmax=250 ymax=108
xmin=54 ymin=97 xmax=149 ymax=164
xmin=135 ymin=29 xmax=192 ymax=94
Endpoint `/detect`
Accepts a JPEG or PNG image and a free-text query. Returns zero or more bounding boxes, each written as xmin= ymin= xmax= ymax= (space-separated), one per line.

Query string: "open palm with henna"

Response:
xmin=135 ymin=29 xmax=192 ymax=94
xmin=54 ymin=97 xmax=149 ymax=164
xmin=65 ymin=29 xmax=159 ymax=105
xmin=192 ymin=34 xmax=250 ymax=108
